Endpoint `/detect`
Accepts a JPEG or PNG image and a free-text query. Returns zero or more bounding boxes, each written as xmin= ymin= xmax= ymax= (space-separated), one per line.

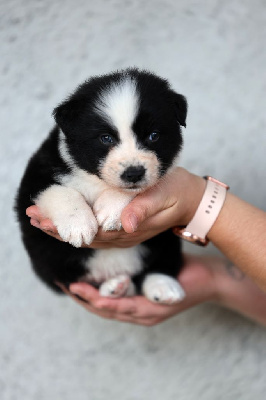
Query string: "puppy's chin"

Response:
xmin=119 ymin=181 xmax=155 ymax=194
xmin=123 ymin=186 xmax=145 ymax=194
xmin=106 ymin=178 xmax=157 ymax=193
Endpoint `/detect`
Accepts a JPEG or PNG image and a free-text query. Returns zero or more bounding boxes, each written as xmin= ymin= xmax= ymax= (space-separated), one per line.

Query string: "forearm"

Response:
xmin=215 ymin=260 xmax=266 ymax=326
xmin=27 ymin=167 xmax=266 ymax=293
xmin=208 ymin=192 xmax=266 ymax=291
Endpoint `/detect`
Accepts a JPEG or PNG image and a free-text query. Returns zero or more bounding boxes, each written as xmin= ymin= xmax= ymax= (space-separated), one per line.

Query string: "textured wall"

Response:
xmin=1 ymin=1 xmax=266 ymax=399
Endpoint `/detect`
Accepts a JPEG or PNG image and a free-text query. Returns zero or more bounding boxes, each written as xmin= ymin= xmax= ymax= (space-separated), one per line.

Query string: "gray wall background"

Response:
xmin=1 ymin=0 xmax=266 ymax=399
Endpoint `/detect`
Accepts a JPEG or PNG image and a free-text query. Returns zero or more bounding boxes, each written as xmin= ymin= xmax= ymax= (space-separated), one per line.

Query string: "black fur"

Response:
xmin=15 ymin=68 xmax=187 ymax=295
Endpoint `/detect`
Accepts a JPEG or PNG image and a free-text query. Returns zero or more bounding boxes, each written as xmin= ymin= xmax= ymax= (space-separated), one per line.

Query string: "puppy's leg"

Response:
xmin=35 ymin=184 xmax=98 ymax=247
xmin=93 ymin=189 xmax=135 ymax=231
xmin=142 ymin=273 xmax=185 ymax=304
xmin=99 ymin=275 xmax=136 ymax=298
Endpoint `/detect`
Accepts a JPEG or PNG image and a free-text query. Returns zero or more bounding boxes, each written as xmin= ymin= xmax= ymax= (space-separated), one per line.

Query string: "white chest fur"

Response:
xmin=83 ymin=245 xmax=148 ymax=283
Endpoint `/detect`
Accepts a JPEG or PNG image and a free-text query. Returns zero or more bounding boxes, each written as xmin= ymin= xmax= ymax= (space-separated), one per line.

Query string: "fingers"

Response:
xmin=121 ymin=167 xmax=197 ymax=233
xmin=56 ymin=255 xmax=217 ymax=326
xmin=68 ymin=282 xmax=151 ymax=323
xmin=67 ymin=282 xmax=187 ymax=325
xmin=121 ymin=191 xmax=158 ymax=233
xmin=69 ymin=282 xmax=100 ymax=301
xmin=27 ymin=206 xmax=58 ymax=235
xmin=121 ymin=181 xmax=174 ymax=234
xmin=26 ymin=205 xmax=130 ymax=246
xmin=26 ymin=205 xmax=41 ymax=219
xmin=69 ymin=282 xmax=137 ymax=315
xmin=58 ymin=283 xmax=117 ymax=320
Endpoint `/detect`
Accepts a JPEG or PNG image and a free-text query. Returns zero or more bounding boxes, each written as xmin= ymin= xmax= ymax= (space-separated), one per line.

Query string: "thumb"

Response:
xmin=121 ymin=187 xmax=167 ymax=234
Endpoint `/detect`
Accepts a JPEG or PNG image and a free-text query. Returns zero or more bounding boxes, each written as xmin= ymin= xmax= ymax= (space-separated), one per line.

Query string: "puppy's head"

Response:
xmin=54 ymin=69 xmax=187 ymax=192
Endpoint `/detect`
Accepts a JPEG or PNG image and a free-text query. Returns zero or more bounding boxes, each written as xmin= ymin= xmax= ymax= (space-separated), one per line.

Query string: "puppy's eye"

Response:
xmin=100 ymin=134 xmax=115 ymax=145
xmin=148 ymin=132 xmax=160 ymax=142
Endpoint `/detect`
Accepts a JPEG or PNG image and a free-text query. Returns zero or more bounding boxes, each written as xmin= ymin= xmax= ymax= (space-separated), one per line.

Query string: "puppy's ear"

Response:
xmin=53 ymin=97 xmax=84 ymax=134
xmin=171 ymin=91 xmax=188 ymax=127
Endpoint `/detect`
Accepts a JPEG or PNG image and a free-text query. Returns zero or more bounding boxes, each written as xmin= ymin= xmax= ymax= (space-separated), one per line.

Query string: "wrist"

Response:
xmin=176 ymin=171 xmax=206 ymax=227
xmin=173 ymin=173 xmax=229 ymax=246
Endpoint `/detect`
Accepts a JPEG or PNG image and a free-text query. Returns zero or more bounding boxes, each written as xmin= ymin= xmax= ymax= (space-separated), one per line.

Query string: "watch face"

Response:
xmin=204 ymin=176 xmax=230 ymax=190
xmin=172 ymin=227 xmax=209 ymax=247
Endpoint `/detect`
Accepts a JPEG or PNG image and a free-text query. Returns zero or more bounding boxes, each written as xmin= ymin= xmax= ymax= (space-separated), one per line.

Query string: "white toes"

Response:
xmin=35 ymin=185 xmax=98 ymax=247
xmin=94 ymin=204 xmax=122 ymax=231
xmin=55 ymin=211 xmax=98 ymax=248
xmin=93 ymin=190 xmax=134 ymax=231
xmin=97 ymin=212 xmax=122 ymax=232
xmin=99 ymin=275 xmax=131 ymax=298
xmin=142 ymin=274 xmax=186 ymax=304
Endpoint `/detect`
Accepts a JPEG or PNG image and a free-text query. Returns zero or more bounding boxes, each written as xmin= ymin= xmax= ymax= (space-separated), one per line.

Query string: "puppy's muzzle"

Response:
xmin=121 ymin=166 xmax=146 ymax=184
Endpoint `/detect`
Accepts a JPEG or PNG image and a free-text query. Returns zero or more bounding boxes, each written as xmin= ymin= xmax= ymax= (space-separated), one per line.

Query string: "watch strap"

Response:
xmin=173 ymin=177 xmax=229 ymax=246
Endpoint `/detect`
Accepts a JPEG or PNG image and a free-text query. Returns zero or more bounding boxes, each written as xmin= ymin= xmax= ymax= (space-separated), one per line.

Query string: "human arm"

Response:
xmin=58 ymin=255 xmax=266 ymax=326
xmin=120 ymin=169 xmax=266 ymax=292
xmin=26 ymin=166 xmax=266 ymax=325
xmin=27 ymin=166 xmax=266 ymax=289
xmin=207 ymin=193 xmax=266 ymax=291
xmin=26 ymin=167 xmax=206 ymax=247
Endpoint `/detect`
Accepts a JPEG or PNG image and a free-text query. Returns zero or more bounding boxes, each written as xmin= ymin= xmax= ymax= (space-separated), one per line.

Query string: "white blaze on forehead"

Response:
xmin=94 ymin=76 xmax=161 ymax=189
xmin=94 ymin=77 xmax=139 ymax=138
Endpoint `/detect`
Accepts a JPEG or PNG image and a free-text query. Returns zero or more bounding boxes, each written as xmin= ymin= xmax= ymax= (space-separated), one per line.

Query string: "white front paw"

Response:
xmin=95 ymin=208 xmax=122 ymax=231
xmin=54 ymin=210 xmax=98 ymax=248
xmin=93 ymin=191 xmax=133 ymax=231
xmin=142 ymin=274 xmax=186 ymax=304
xmin=35 ymin=185 xmax=99 ymax=247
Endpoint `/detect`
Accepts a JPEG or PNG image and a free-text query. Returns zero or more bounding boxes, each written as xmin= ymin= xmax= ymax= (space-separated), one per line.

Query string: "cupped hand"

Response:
xmin=56 ymin=255 xmax=218 ymax=326
xmin=26 ymin=167 xmax=206 ymax=248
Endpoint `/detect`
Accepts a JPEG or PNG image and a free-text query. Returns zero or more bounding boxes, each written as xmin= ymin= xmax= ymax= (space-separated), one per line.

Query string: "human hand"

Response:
xmin=56 ymin=255 xmax=266 ymax=326
xmin=26 ymin=167 xmax=206 ymax=248
xmin=56 ymin=255 xmax=218 ymax=326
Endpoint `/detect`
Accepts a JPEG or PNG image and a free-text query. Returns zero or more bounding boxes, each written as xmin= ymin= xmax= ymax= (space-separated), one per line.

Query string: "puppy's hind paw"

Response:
xmin=99 ymin=275 xmax=132 ymax=298
xmin=142 ymin=274 xmax=186 ymax=304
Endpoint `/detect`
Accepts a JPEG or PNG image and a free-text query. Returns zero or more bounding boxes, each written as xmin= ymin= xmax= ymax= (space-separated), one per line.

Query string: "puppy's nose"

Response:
xmin=121 ymin=166 xmax=146 ymax=184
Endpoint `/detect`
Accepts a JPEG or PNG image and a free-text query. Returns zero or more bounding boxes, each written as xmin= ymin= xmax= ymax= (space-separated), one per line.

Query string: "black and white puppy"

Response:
xmin=15 ymin=68 xmax=187 ymax=304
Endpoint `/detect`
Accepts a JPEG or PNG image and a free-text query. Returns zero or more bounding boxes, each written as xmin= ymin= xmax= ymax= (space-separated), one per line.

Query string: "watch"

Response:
xmin=172 ymin=176 xmax=229 ymax=246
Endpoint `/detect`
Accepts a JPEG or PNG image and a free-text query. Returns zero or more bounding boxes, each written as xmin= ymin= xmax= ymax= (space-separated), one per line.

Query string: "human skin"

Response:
xmin=57 ymin=255 xmax=266 ymax=326
xmin=26 ymin=167 xmax=266 ymax=326
xmin=27 ymin=168 xmax=206 ymax=247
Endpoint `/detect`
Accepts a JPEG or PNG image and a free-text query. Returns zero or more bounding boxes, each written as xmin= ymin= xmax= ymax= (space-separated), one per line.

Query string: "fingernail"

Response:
xmin=69 ymin=284 xmax=82 ymax=296
xmin=128 ymin=213 xmax=138 ymax=232
xmin=30 ymin=218 xmax=40 ymax=228
xmin=41 ymin=225 xmax=52 ymax=231
xmin=26 ymin=210 xmax=37 ymax=218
